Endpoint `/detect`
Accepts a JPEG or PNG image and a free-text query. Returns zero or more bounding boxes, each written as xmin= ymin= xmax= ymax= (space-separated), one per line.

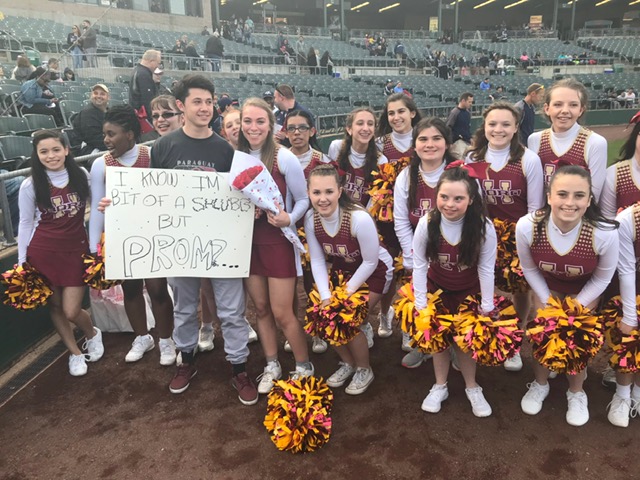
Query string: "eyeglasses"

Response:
xmin=152 ymin=112 xmax=181 ymax=120
xmin=286 ymin=125 xmax=311 ymax=133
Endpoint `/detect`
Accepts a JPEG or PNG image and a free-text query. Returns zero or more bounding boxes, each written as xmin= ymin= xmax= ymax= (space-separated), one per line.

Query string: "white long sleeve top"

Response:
xmin=375 ymin=130 xmax=413 ymax=154
xmin=616 ymin=206 xmax=640 ymax=327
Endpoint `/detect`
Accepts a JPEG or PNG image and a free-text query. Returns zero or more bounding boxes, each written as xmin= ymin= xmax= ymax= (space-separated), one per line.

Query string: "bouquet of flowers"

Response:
xmin=229 ymin=151 xmax=304 ymax=252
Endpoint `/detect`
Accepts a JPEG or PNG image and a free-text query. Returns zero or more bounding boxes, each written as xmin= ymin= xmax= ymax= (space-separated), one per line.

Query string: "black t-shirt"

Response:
xmin=150 ymin=128 xmax=234 ymax=172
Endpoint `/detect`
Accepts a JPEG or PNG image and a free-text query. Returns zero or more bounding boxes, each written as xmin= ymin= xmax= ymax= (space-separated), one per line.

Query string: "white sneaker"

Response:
xmin=566 ymin=390 xmax=589 ymax=426
xmin=198 ymin=327 xmax=215 ymax=352
xmin=421 ymin=383 xmax=449 ymax=413
xmin=402 ymin=349 xmax=428 ymax=369
xmin=521 ymin=380 xmax=550 ymax=415
xmin=377 ymin=307 xmax=394 ymax=338
xmin=548 ymin=371 xmax=558 ymax=379
xmin=504 ymin=352 xmax=523 ymax=372
xmin=247 ymin=322 xmax=258 ymax=344
xmin=345 ymin=367 xmax=374 ymax=395
xmin=69 ymin=354 xmax=88 ymax=376
xmin=631 ymin=389 xmax=640 ymax=418
xmin=125 ymin=334 xmax=155 ymax=363
xmin=401 ymin=332 xmax=412 ymax=352
xmin=607 ymin=393 xmax=631 ymax=427
xmin=291 ymin=363 xmax=315 ymax=381
xmin=283 ymin=340 xmax=293 ymax=353
xmin=602 ymin=366 xmax=616 ymax=389
xmin=257 ymin=361 xmax=282 ymax=394
xmin=83 ymin=327 xmax=104 ymax=362
xmin=326 ymin=362 xmax=356 ymax=387
xmin=158 ymin=338 xmax=176 ymax=366
xmin=465 ymin=386 xmax=492 ymax=417
xmin=361 ymin=322 xmax=374 ymax=348
xmin=312 ymin=336 xmax=328 ymax=354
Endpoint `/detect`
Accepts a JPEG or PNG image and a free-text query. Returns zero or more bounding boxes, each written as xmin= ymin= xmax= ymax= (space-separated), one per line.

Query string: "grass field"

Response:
xmin=608 ymin=139 xmax=625 ymax=165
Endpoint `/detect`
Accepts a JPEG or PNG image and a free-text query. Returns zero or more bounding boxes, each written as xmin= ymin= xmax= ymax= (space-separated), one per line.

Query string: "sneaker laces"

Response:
xmin=466 ymin=387 xmax=485 ymax=405
xmin=257 ymin=363 xmax=279 ymax=383
xmin=525 ymin=382 xmax=549 ymax=402
xmin=567 ymin=391 xmax=588 ymax=410
xmin=607 ymin=395 xmax=631 ymax=415
xmin=352 ymin=368 xmax=369 ymax=386
xmin=234 ymin=372 xmax=253 ymax=391
xmin=630 ymin=398 xmax=640 ymax=418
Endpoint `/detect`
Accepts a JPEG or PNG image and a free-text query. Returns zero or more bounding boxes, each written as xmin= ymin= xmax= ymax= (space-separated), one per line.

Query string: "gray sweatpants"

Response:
xmin=169 ymin=277 xmax=249 ymax=364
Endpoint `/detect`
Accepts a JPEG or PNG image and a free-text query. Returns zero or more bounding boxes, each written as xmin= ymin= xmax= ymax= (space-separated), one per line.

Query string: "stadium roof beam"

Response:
xmin=474 ymin=0 xmax=496 ymax=8
xmin=351 ymin=1 xmax=370 ymax=10
xmin=379 ymin=2 xmax=401 ymax=12
xmin=505 ymin=0 xmax=528 ymax=8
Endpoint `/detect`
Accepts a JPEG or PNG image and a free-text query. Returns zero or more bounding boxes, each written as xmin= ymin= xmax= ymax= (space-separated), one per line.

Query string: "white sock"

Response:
xmin=201 ymin=323 xmax=214 ymax=332
xmin=616 ymin=383 xmax=631 ymax=399
xmin=632 ymin=383 xmax=640 ymax=400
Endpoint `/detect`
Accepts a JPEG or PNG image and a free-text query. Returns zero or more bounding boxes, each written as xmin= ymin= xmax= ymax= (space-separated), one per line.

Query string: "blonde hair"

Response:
xmin=142 ymin=49 xmax=161 ymax=62
xmin=238 ymin=98 xmax=277 ymax=171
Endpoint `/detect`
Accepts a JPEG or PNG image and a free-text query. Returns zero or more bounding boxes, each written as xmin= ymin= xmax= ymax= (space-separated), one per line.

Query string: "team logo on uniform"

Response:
xmin=412 ymin=198 xmax=432 ymax=218
xmin=343 ymin=173 xmax=365 ymax=201
xmin=482 ymin=179 xmax=521 ymax=205
xmin=539 ymin=261 xmax=584 ymax=277
xmin=323 ymin=243 xmax=359 ymax=263
xmin=437 ymin=253 xmax=468 ymax=271
xmin=50 ymin=193 xmax=81 ymax=218
xmin=544 ymin=163 xmax=557 ymax=185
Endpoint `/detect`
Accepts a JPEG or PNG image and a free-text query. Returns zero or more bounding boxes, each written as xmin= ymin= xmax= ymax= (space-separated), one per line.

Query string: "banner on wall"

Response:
xmin=429 ymin=17 xmax=439 ymax=32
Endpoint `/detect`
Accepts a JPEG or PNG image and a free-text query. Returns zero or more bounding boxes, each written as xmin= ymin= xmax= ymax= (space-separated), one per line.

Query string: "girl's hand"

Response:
xmin=254 ymin=207 xmax=264 ymax=219
xmin=97 ymin=197 xmax=112 ymax=213
xmin=320 ymin=298 xmax=331 ymax=308
xmin=620 ymin=323 xmax=635 ymax=336
xmin=267 ymin=202 xmax=290 ymax=228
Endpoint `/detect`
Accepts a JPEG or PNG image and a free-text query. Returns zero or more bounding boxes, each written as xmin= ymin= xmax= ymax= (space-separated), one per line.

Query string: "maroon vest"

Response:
xmin=254 ymin=149 xmax=288 ymax=245
xmin=530 ymin=220 xmax=598 ymax=294
xmin=632 ymin=204 xmax=640 ymax=290
xmin=427 ymin=228 xmax=479 ymax=292
xmin=30 ymin=182 xmax=88 ymax=252
xmin=614 ymin=160 xmax=640 ymax=212
xmin=343 ymin=163 xmax=371 ymax=208
xmin=538 ymin=128 xmax=590 ymax=185
xmin=104 ymin=145 xmax=151 ymax=168
xmin=381 ymin=133 xmax=413 ymax=162
xmin=409 ymin=173 xmax=437 ymax=229
xmin=314 ymin=211 xmax=363 ymax=272
xmin=303 ymin=149 xmax=325 ymax=178
xmin=479 ymin=158 xmax=528 ymax=221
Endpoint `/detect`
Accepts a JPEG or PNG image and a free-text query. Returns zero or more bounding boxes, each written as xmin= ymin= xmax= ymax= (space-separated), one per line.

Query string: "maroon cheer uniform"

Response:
xmin=409 ymin=174 xmax=437 ymax=229
xmin=381 ymin=133 xmax=414 ymax=162
xmin=538 ymin=128 xmax=590 ymax=185
xmin=613 ymin=160 xmax=640 ymax=212
xmin=479 ymin=159 xmax=528 ymax=221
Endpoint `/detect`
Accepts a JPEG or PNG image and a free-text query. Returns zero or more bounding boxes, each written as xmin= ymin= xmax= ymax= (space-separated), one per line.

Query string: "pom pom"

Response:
xmin=452 ymin=295 xmax=523 ymax=366
xmin=297 ymin=227 xmax=310 ymax=270
xmin=304 ymin=272 xmax=369 ymax=346
xmin=1 ymin=262 xmax=53 ymax=310
xmin=493 ymin=218 xmax=528 ymax=294
xmin=264 ymin=376 xmax=333 ymax=453
xmin=603 ymin=295 xmax=640 ymax=373
xmin=368 ymin=157 xmax=410 ymax=222
xmin=393 ymin=280 xmax=452 ymax=353
xmin=393 ymin=254 xmax=405 ymax=282
xmin=526 ymin=296 xmax=604 ymax=374
xmin=82 ymin=233 xmax=122 ymax=290
xmin=232 ymin=165 xmax=264 ymax=190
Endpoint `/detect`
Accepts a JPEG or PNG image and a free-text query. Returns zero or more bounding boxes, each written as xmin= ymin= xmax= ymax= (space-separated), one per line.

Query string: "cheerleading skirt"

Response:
xmin=332 ymin=259 xmax=390 ymax=295
xmin=27 ymin=245 xmax=86 ymax=287
xmin=250 ymin=241 xmax=297 ymax=278
xmin=377 ymin=221 xmax=400 ymax=258
xmin=427 ymin=277 xmax=479 ymax=314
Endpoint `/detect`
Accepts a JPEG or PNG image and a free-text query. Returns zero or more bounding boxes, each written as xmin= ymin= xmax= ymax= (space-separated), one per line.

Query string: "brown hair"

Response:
xmin=543 ymin=78 xmax=589 ymax=123
xmin=468 ymin=102 xmax=524 ymax=165
xmin=238 ymin=98 xmax=278 ymax=171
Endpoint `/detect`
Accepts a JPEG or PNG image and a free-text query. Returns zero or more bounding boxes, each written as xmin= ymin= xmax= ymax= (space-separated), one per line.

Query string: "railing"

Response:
xmin=461 ymin=29 xmax=558 ymax=41
xmin=253 ymin=24 xmax=331 ymax=37
xmin=349 ymin=29 xmax=439 ymax=41
xmin=577 ymin=27 xmax=640 ymax=38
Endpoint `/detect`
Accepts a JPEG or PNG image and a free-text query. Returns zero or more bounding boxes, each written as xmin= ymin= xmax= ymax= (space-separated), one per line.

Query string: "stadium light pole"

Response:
xmin=454 ymin=0 xmax=459 ymax=42
xmin=438 ymin=0 xmax=442 ymax=38
xmin=571 ymin=0 xmax=576 ymax=33
xmin=340 ymin=0 xmax=346 ymax=40
xmin=552 ymin=0 xmax=558 ymax=31
xmin=213 ymin=0 xmax=220 ymax=30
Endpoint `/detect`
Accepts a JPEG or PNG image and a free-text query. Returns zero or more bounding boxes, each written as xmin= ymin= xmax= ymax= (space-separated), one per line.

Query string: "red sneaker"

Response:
xmin=232 ymin=372 xmax=259 ymax=406
xmin=169 ymin=364 xmax=197 ymax=394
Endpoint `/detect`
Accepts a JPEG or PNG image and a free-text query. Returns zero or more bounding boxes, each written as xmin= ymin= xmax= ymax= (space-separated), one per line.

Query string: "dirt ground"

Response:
xmin=1 ymin=124 xmax=639 ymax=480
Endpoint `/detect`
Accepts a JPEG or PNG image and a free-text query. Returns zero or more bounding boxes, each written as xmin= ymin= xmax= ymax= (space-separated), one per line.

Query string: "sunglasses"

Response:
xmin=152 ymin=112 xmax=181 ymax=120
xmin=286 ymin=125 xmax=311 ymax=133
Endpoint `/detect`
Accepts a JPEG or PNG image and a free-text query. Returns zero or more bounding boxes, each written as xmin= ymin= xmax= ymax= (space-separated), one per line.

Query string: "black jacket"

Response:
xmin=129 ymin=63 xmax=156 ymax=121
xmin=205 ymin=36 xmax=224 ymax=56
xmin=71 ymin=103 xmax=107 ymax=155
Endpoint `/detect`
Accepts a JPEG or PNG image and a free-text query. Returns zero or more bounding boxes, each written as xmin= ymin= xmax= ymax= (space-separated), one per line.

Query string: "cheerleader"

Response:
xmin=413 ymin=164 xmax=497 ymax=416
xmin=18 ymin=130 xmax=103 ymax=376
xmin=394 ymin=117 xmax=454 ymax=367
xmin=374 ymin=93 xmax=423 ymax=340
xmin=600 ymin=112 xmax=640 ymax=220
xmin=327 ymin=107 xmax=389 ymax=347
xmin=527 ymin=78 xmax=607 ymax=201
xmin=516 ymin=165 xmax=619 ymax=426
xmin=238 ymin=97 xmax=314 ymax=395
xmin=608 ymin=204 xmax=640 ymax=427
xmin=305 ymin=164 xmax=393 ymax=394
xmin=89 ymin=105 xmax=175 ymax=367
xmin=466 ymin=102 xmax=544 ymax=372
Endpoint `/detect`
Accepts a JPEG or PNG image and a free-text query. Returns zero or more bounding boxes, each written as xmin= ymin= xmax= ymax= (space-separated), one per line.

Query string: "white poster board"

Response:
xmin=104 ymin=167 xmax=254 ymax=280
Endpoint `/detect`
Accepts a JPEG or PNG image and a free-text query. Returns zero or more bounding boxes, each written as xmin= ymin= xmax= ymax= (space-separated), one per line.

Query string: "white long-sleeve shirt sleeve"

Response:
xmin=277 ymin=147 xmax=309 ymax=226
xmin=616 ymin=207 xmax=639 ymax=327
xmin=305 ymin=210 xmax=331 ymax=300
xmin=327 ymin=139 xmax=343 ymax=161
xmin=394 ymin=167 xmax=414 ymax=268
xmin=600 ymin=164 xmax=619 ymax=220
xmin=88 ymin=156 xmax=106 ymax=253
xmin=411 ymin=215 xmax=430 ymax=311
xmin=522 ymin=148 xmax=545 ymax=213
xmin=516 ymin=214 xmax=619 ymax=306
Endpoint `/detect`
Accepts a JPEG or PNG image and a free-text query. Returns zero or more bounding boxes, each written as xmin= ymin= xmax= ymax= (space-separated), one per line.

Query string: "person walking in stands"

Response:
xmin=18 ymin=130 xmax=104 ymax=376
xmin=89 ymin=105 xmax=176 ymax=368
xmin=516 ymin=166 xmax=618 ymax=426
xmin=527 ymin=78 xmax=607 ymax=201
xmin=327 ymin=107 xmax=389 ymax=348
xmin=305 ymin=165 xmax=393 ymax=394
xmin=129 ymin=49 xmax=162 ymax=123
xmin=413 ymin=164 xmax=497 ymax=417
xmin=205 ymin=31 xmax=224 ymax=72
xmin=465 ymin=102 xmax=544 ymax=371
xmin=238 ymin=97 xmax=314 ymax=396
xmin=79 ymin=19 xmax=97 ymax=68
xmin=67 ymin=25 xmax=83 ymax=70
xmin=394 ymin=117 xmax=454 ymax=368
xmin=446 ymin=92 xmax=474 ymax=160
xmin=514 ymin=83 xmax=545 ymax=146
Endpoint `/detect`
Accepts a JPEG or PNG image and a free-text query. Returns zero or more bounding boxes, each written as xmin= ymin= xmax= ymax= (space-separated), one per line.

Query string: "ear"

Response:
xmin=409 ymin=110 xmax=416 ymax=119
xmin=176 ymin=99 xmax=185 ymax=112
xmin=310 ymin=126 xmax=317 ymax=137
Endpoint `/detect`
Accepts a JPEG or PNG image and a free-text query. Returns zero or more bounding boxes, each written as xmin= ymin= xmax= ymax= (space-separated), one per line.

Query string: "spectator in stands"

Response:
xmin=172 ymin=38 xmax=185 ymax=55
xmin=62 ymin=68 xmax=76 ymax=82
xmin=307 ymin=47 xmax=318 ymax=74
xmin=234 ymin=24 xmax=243 ymax=43
xmin=319 ymin=51 xmax=334 ymax=76
xmin=0 ymin=67 xmax=5 ymax=80
xmin=520 ymin=51 xmax=530 ymax=69
xmin=618 ymin=88 xmax=636 ymax=108
xmin=153 ymin=67 xmax=171 ymax=96
xmin=437 ymin=52 xmax=450 ymax=80
xmin=184 ymin=41 xmax=201 ymax=70
xmin=79 ymin=19 xmax=98 ymax=68
xmin=277 ymin=31 xmax=286 ymax=49
xmin=497 ymin=56 xmax=506 ymax=76
xmin=0 ymin=169 xmax=24 ymax=237
xmin=11 ymin=56 xmax=35 ymax=83
xmin=384 ymin=79 xmax=395 ymax=96
xmin=212 ymin=97 xmax=239 ymax=135
xmin=129 ymin=49 xmax=161 ymax=122
xmin=489 ymin=85 xmax=506 ymax=102
xmin=488 ymin=56 xmax=497 ymax=75
xmin=423 ymin=43 xmax=434 ymax=63
xmin=446 ymin=92 xmax=474 ymax=159
xmin=67 ymin=25 xmax=83 ymax=70
xmin=19 ymin=67 xmax=64 ymax=126
xmin=393 ymin=82 xmax=404 ymax=94
xmin=263 ymin=91 xmax=275 ymax=111
xmin=244 ymin=16 xmax=254 ymax=44
xmin=296 ymin=35 xmax=307 ymax=66
xmin=273 ymin=84 xmax=313 ymax=145
xmin=478 ymin=53 xmax=489 ymax=75
xmin=180 ymin=35 xmax=188 ymax=50
xmin=47 ymin=58 xmax=62 ymax=82
xmin=71 ymin=83 xmax=110 ymax=156
xmin=201 ymin=26 xmax=210 ymax=36
xmin=514 ymin=83 xmax=544 ymax=145
xmin=479 ymin=78 xmax=491 ymax=91
xmin=205 ymin=31 xmax=224 ymax=72
xmin=394 ymin=40 xmax=405 ymax=61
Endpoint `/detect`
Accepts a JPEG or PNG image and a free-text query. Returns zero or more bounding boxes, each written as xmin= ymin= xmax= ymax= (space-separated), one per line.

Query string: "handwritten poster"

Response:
xmin=104 ymin=167 xmax=254 ymax=280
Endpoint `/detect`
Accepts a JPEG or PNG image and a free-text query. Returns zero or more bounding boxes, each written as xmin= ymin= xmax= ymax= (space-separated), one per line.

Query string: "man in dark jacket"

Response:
xmin=79 ymin=19 xmax=98 ymax=68
xmin=72 ymin=83 xmax=110 ymax=156
xmin=129 ymin=49 xmax=161 ymax=121
xmin=205 ymin=32 xmax=224 ymax=72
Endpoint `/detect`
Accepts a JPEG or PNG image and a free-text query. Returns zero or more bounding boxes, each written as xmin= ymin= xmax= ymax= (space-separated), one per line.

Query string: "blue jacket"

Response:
xmin=19 ymin=80 xmax=54 ymax=108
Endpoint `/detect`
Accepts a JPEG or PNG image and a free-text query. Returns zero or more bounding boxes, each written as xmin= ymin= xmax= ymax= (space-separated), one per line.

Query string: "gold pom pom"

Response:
xmin=304 ymin=272 xmax=369 ymax=346
xmin=297 ymin=226 xmax=310 ymax=270
xmin=493 ymin=218 xmax=528 ymax=294
xmin=368 ymin=156 xmax=410 ymax=222
xmin=1 ymin=262 xmax=53 ymax=310
xmin=452 ymin=295 xmax=523 ymax=366
xmin=264 ymin=376 xmax=333 ymax=453
xmin=82 ymin=233 xmax=122 ymax=290
xmin=603 ymin=295 xmax=640 ymax=373
xmin=526 ymin=296 xmax=604 ymax=374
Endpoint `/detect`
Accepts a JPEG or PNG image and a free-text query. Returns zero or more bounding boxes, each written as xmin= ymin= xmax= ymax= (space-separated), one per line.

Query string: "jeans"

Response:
xmin=208 ymin=55 xmax=221 ymax=72
xmin=84 ymin=47 xmax=97 ymax=68
xmin=71 ymin=46 xmax=83 ymax=69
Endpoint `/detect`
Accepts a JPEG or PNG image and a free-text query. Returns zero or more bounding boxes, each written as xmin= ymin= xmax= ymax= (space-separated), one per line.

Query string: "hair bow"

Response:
xmin=445 ymin=159 xmax=489 ymax=179
xmin=327 ymin=160 xmax=348 ymax=177
xmin=627 ymin=111 xmax=640 ymax=129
